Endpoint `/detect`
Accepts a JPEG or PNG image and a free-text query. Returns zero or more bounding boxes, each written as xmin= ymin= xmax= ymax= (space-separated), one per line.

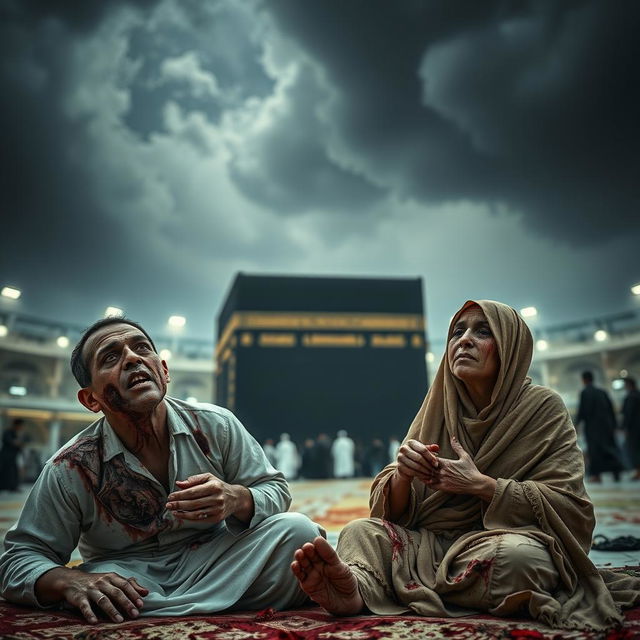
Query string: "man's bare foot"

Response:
xmin=291 ymin=536 xmax=364 ymax=616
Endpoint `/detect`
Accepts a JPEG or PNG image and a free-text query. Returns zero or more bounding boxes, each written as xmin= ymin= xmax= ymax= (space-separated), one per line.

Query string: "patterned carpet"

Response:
xmin=1 ymin=598 xmax=640 ymax=640
xmin=289 ymin=478 xmax=372 ymax=547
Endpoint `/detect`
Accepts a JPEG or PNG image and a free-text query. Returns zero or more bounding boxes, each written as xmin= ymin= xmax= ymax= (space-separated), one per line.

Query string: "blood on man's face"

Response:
xmin=81 ymin=323 xmax=169 ymax=415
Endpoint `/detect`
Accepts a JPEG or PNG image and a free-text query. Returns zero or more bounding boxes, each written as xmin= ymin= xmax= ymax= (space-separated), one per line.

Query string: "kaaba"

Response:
xmin=215 ymin=273 xmax=428 ymax=445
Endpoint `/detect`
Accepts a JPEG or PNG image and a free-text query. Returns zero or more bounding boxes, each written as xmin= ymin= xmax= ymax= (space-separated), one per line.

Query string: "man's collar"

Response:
xmin=101 ymin=418 xmax=127 ymax=461
xmin=99 ymin=399 xmax=190 ymax=461
xmin=165 ymin=399 xmax=192 ymax=436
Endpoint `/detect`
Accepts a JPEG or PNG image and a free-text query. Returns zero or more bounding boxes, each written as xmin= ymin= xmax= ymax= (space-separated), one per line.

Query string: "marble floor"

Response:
xmin=1 ymin=473 xmax=639 ymax=567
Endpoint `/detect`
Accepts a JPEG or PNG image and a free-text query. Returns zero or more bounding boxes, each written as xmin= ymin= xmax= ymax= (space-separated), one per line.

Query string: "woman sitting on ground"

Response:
xmin=292 ymin=300 xmax=640 ymax=630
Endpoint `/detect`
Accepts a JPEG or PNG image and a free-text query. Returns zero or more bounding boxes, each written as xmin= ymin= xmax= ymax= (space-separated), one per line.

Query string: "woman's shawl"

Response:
xmin=369 ymin=300 xmax=640 ymax=629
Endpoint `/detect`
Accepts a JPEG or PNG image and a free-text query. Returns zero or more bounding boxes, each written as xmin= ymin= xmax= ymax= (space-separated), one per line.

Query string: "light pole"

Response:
xmin=1 ymin=286 xmax=21 ymax=300
xmin=167 ymin=315 xmax=186 ymax=356
xmin=104 ymin=306 xmax=124 ymax=318
xmin=1 ymin=285 xmax=22 ymax=332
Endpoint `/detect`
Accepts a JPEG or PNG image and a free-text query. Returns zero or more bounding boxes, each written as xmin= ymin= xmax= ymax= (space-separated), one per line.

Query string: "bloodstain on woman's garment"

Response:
xmin=452 ymin=557 xmax=495 ymax=593
xmin=382 ymin=519 xmax=406 ymax=562
xmin=54 ymin=436 xmax=170 ymax=541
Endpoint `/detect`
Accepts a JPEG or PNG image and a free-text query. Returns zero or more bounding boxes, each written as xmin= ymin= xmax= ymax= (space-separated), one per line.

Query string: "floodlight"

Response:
xmin=594 ymin=330 xmax=608 ymax=342
xmin=104 ymin=306 xmax=124 ymax=318
xmin=9 ymin=386 xmax=27 ymax=396
xmin=520 ymin=306 xmax=538 ymax=318
xmin=168 ymin=315 xmax=186 ymax=329
xmin=0 ymin=325 xmax=7 ymax=337
xmin=1 ymin=286 xmax=21 ymax=300
xmin=632 ymin=283 xmax=640 ymax=296
xmin=160 ymin=349 xmax=172 ymax=361
xmin=56 ymin=336 xmax=70 ymax=348
xmin=536 ymin=339 xmax=548 ymax=351
xmin=426 ymin=352 xmax=435 ymax=363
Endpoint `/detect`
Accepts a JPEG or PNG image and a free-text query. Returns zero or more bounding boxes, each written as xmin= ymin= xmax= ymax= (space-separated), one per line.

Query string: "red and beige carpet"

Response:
xmin=1 ymin=596 xmax=639 ymax=640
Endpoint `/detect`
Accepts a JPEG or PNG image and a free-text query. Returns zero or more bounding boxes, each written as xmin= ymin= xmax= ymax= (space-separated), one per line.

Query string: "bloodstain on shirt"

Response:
xmin=187 ymin=410 xmax=214 ymax=460
xmin=54 ymin=436 xmax=170 ymax=541
xmin=192 ymin=428 xmax=211 ymax=457
xmin=404 ymin=581 xmax=420 ymax=591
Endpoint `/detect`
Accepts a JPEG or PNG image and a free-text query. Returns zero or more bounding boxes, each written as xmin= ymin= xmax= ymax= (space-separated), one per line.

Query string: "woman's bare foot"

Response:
xmin=291 ymin=536 xmax=364 ymax=615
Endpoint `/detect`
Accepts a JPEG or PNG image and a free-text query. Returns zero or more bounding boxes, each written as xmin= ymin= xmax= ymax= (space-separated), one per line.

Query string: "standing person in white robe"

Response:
xmin=388 ymin=436 xmax=401 ymax=464
xmin=276 ymin=433 xmax=299 ymax=479
xmin=332 ymin=429 xmax=355 ymax=478
xmin=0 ymin=318 xmax=321 ymax=624
xmin=262 ymin=438 xmax=278 ymax=467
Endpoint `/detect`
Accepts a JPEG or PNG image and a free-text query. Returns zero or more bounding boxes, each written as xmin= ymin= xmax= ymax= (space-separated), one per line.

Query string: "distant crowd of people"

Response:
xmin=261 ymin=431 xmax=402 ymax=480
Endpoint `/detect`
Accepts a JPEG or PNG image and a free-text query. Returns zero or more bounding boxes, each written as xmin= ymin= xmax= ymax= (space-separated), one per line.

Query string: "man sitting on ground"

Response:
xmin=0 ymin=317 xmax=321 ymax=623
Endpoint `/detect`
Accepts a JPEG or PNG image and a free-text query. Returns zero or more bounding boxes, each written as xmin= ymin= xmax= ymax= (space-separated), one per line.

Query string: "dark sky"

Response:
xmin=1 ymin=0 xmax=639 ymax=344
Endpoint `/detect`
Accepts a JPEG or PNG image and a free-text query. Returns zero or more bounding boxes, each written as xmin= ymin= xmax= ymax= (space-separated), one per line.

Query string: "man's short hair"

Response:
xmin=582 ymin=370 xmax=594 ymax=384
xmin=70 ymin=317 xmax=157 ymax=388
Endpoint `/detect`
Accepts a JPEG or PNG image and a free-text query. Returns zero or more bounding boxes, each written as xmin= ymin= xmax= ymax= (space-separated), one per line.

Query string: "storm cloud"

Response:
xmin=1 ymin=0 xmax=638 ymax=341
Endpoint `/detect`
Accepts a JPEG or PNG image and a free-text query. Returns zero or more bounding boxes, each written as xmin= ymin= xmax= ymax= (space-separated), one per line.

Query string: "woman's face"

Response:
xmin=447 ymin=306 xmax=500 ymax=392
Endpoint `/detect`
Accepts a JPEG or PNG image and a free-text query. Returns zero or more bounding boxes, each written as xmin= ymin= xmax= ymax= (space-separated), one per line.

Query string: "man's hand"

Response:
xmin=166 ymin=473 xmax=254 ymax=524
xmin=35 ymin=567 xmax=147 ymax=624
xmin=395 ymin=439 xmax=440 ymax=484
xmin=426 ymin=436 xmax=497 ymax=502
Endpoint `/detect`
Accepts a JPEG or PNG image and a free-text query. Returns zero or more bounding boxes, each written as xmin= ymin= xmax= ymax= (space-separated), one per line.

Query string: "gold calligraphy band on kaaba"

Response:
xmin=216 ymin=311 xmax=425 ymax=357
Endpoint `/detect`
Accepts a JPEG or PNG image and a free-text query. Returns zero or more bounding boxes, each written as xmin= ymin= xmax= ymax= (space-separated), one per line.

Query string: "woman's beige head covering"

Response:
xmin=415 ymin=299 xmax=533 ymax=454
